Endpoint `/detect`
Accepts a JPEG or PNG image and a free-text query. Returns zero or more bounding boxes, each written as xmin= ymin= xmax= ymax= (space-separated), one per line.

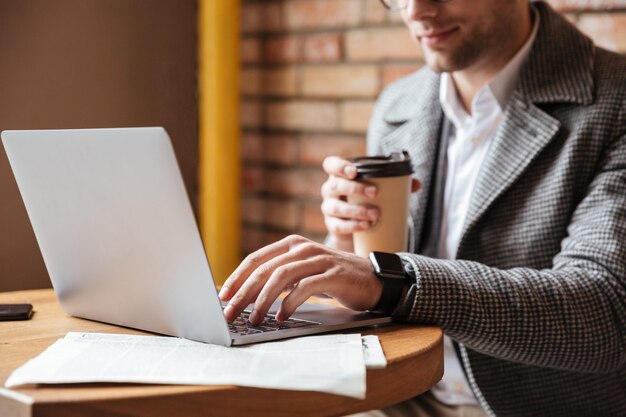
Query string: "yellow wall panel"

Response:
xmin=198 ymin=0 xmax=241 ymax=284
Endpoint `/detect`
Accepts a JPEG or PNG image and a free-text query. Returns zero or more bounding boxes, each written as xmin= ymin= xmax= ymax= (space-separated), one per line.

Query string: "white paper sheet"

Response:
xmin=5 ymin=332 xmax=386 ymax=399
xmin=362 ymin=335 xmax=388 ymax=369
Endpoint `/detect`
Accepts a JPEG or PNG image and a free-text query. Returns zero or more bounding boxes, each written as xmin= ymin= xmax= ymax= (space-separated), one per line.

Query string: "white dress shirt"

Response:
xmin=430 ymin=9 xmax=540 ymax=406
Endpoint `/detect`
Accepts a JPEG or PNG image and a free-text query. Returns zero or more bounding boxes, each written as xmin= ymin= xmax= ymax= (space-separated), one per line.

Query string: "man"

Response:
xmin=220 ymin=0 xmax=626 ymax=415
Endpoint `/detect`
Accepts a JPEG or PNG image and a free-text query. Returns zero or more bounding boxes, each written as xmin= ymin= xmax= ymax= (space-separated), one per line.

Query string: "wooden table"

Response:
xmin=0 ymin=289 xmax=443 ymax=417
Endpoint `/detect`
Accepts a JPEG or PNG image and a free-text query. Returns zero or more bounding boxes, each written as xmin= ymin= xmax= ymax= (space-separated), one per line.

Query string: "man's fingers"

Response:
xmin=250 ymin=257 xmax=327 ymax=325
xmin=321 ymin=199 xmax=379 ymax=222
xmin=223 ymin=257 xmax=284 ymax=322
xmin=276 ymin=275 xmax=331 ymax=321
xmin=223 ymin=236 xmax=318 ymax=322
xmin=325 ymin=216 xmax=372 ymax=235
xmin=220 ymin=242 xmax=289 ymax=302
xmin=321 ymin=177 xmax=377 ymax=199
xmin=322 ymin=156 xmax=357 ymax=179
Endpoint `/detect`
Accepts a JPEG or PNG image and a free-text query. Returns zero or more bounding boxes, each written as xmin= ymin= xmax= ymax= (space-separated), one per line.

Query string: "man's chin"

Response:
xmin=423 ymin=46 xmax=483 ymax=74
xmin=424 ymin=54 xmax=454 ymax=74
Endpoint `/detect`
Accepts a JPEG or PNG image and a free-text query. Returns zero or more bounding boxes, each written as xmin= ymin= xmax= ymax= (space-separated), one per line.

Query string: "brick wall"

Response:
xmin=239 ymin=0 xmax=626 ymax=256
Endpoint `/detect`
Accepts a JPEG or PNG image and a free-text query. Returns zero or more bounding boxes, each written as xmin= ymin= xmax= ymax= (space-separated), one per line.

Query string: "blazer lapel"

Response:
xmin=457 ymin=1 xmax=595 ymax=255
xmin=458 ymin=93 xmax=561 ymax=253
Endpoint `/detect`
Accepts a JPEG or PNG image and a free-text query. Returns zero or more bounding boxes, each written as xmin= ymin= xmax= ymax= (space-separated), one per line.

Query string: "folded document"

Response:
xmin=5 ymin=332 xmax=387 ymax=399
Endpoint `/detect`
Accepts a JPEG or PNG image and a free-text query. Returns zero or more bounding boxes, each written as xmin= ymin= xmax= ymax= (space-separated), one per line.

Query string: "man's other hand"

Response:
xmin=321 ymin=156 xmax=420 ymax=252
xmin=218 ymin=235 xmax=382 ymax=325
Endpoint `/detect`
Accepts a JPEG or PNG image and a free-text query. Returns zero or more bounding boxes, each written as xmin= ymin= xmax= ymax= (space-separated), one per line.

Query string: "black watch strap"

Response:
xmin=369 ymin=252 xmax=408 ymax=314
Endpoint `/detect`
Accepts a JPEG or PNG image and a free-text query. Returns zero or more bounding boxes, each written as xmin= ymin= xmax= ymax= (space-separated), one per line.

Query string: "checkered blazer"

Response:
xmin=366 ymin=2 xmax=626 ymax=416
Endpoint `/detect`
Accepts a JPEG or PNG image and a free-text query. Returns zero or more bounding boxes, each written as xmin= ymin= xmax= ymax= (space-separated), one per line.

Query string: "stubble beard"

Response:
xmin=422 ymin=8 xmax=514 ymax=74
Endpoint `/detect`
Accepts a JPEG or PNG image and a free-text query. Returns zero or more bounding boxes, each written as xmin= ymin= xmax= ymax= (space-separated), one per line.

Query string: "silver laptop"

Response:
xmin=1 ymin=127 xmax=390 ymax=345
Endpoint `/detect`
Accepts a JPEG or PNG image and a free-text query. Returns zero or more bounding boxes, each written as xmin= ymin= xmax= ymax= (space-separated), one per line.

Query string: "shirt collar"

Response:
xmin=439 ymin=6 xmax=540 ymax=124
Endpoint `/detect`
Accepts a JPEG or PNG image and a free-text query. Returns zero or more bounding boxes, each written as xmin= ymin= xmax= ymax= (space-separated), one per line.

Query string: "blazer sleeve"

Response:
xmin=394 ymin=129 xmax=626 ymax=372
xmin=393 ymin=131 xmax=626 ymax=375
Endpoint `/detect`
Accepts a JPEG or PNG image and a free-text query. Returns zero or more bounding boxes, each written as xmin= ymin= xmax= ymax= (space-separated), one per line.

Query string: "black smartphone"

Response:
xmin=0 ymin=304 xmax=33 ymax=321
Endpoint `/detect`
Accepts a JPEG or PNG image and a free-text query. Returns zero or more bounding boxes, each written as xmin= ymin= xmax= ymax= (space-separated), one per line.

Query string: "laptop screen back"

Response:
xmin=2 ymin=127 xmax=231 ymax=345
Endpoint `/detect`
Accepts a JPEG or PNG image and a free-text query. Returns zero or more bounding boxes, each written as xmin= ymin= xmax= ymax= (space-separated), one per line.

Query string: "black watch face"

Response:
xmin=372 ymin=251 xmax=404 ymax=276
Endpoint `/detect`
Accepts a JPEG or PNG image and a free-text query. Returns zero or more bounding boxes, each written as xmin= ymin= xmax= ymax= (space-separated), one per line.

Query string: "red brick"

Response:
xmin=241 ymin=226 xmax=264 ymax=254
xmin=302 ymin=200 xmax=328 ymax=234
xmin=382 ymin=63 xmax=422 ymax=86
xmin=242 ymin=196 xmax=300 ymax=230
xmin=240 ymin=100 xmax=263 ymax=128
xmin=266 ymin=168 xmax=327 ymax=198
xmin=345 ymin=26 xmax=422 ymax=61
xmin=266 ymin=67 xmax=299 ymax=96
xmin=240 ymin=68 xmax=262 ymax=95
xmin=241 ymin=2 xmax=282 ymax=34
xmin=242 ymin=133 xmax=298 ymax=165
xmin=303 ymin=33 xmax=343 ymax=62
xmin=241 ymin=166 xmax=266 ymax=193
xmin=267 ymin=230 xmax=292 ymax=244
xmin=547 ymin=0 xmax=626 ymax=12
xmin=362 ymin=0 xmax=387 ymax=25
xmin=241 ymin=132 xmax=263 ymax=162
xmin=241 ymin=37 xmax=261 ymax=64
xmin=284 ymin=0 xmax=361 ymax=30
xmin=578 ymin=12 xmax=626 ymax=53
xmin=241 ymin=4 xmax=262 ymax=34
xmin=340 ymin=100 xmax=377 ymax=134
xmin=242 ymin=67 xmax=299 ymax=97
xmin=241 ymin=227 xmax=284 ymax=254
xmin=263 ymin=35 xmax=301 ymax=64
xmin=241 ymin=195 xmax=265 ymax=225
xmin=299 ymin=134 xmax=366 ymax=165
xmin=301 ymin=65 xmax=380 ymax=97
xmin=266 ymin=101 xmax=339 ymax=131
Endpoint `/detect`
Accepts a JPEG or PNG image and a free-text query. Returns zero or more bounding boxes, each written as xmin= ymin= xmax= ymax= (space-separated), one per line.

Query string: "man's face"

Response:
xmin=401 ymin=0 xmax=522 ymax=73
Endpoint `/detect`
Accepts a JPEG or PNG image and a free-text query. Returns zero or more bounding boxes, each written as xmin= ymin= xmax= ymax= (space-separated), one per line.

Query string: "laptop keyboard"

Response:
xmin=228 ymin=310 xmax=321 ymax=336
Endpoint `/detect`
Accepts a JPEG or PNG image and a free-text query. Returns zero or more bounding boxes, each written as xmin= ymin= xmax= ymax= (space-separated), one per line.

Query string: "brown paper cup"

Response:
xmin=347 ymin=151 xmax=413 ymax=258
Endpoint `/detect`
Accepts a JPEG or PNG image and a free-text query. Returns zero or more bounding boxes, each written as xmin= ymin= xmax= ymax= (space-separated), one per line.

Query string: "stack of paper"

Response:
xmin=5 ymin=332 xmax=387 ymax=399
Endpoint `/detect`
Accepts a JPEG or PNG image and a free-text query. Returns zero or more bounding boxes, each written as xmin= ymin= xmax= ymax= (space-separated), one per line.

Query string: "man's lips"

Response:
xmin=418 ymin=27 xmax=459 ymax=47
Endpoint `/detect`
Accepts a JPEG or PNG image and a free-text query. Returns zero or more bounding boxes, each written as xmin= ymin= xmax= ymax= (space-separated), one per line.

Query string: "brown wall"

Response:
xmin=238 ymin=0 xmax=626 ymax=256
xmin=0 ymin=0 xmax=198 ymax=292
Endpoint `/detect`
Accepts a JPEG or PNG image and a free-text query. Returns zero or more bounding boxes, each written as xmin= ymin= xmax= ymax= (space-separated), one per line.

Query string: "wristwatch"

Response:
xmin=369 ymin=251 xmax=409 ymax=314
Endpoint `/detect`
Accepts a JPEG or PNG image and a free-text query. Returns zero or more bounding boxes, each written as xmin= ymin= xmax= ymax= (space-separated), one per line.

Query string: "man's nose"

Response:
xmin=404 ymin=0 xmax=439 ymax=20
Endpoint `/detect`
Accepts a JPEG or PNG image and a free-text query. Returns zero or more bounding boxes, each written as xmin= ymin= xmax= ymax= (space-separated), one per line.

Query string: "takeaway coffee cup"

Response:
xmin=347 ymin=151 xmax=414 ymax=258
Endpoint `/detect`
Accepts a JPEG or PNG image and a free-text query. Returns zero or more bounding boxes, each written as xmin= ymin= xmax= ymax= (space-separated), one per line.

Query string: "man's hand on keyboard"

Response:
xmin=218 ymin=235 xmax=382 ymax=326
